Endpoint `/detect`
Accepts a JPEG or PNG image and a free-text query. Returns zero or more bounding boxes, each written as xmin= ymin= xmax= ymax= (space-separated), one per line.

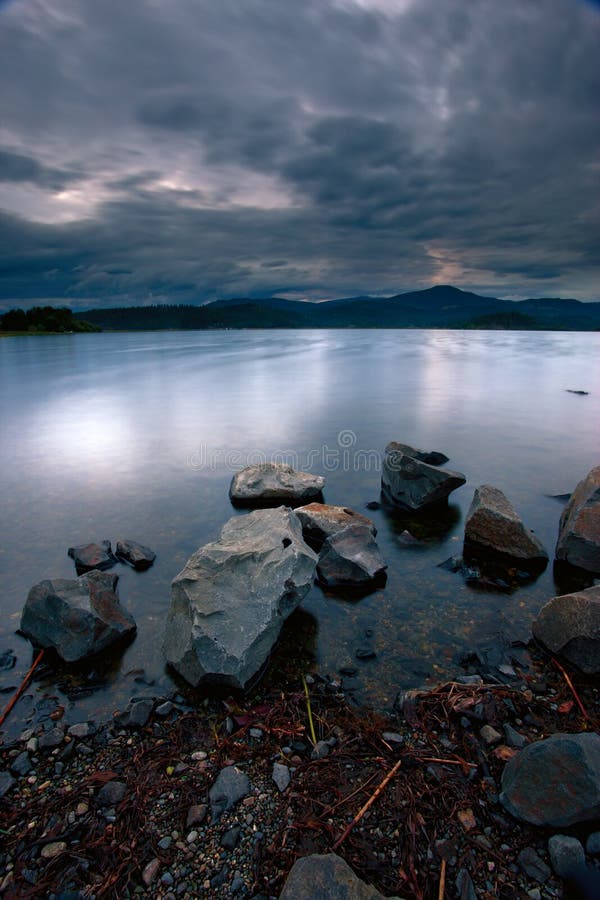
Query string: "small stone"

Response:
xmin=220 ymin=826 xmax=241 ymax=850
xmin=209 ymin=766 xmax=251 ymax=821
xmin=125 ymin=698 xmax=154 ymax=728
xmin=548 ymin=834 xmax=585 ymax=878
xmin=26 ymin=737 xmax=38 ymax=753
xmin=186 ymin=830 xmax=198 ymax=843
xmin=38 ymin=727 xmax=64 ymax=750
xmin=272 ymin=762 xmax=291 ymax=792
xmin=186 ymin=804 xmax=207 ymax=827
xmin=479 ymin=725 xmax=502 ymax=746
xmin=310 ymin=740 xmax=330 ymax=760
xmin=456 ymin=868 xmax=478 ymax=900
xmin=20 ymin=728 xmax=34 ymax=742
xmin=161 ymin=872 xmax=174 ymax=886
xmin=41 ymin=842 xmax=66 ymax=859
xmin=586 ymin=831 xmax=600 ymax=856
xmin=517 ymin=847 xmax=551 ymax=883
xmin=0 ymin=772 xmax=16 ymax=797
xmin=249 ymin=728 xmax=264 ymax=739
xmin=158 ymin=836 xmax=172 ymax=851
xmin=68 ymin=722 xmax=92 ymax=739
xmin=77 ymin=743 xmax=94 ymax=756
xmin=503 ymin=724 xmax=527 ymax=749
xmin=10 ymin=751 xmax=32 ymax=776
xmin=76 ymin=802 xmax=88 ymax=816
xmin=382 ymin=732 xmax=404 ymax=745
xmin=231 ymin=876 xmax=245 ymax=893
xmin=155 ymin=701 xmax=173 ymax=717
xmin=96 ymin=780 xmax=127 ymax=807
xmin=527 ymin=890 xmax=541 ymax=900
xmin=457 ymin=808 xmax=477 ymax=831
xmin=142 ymin=858 xmax=160 ymax=886
xmin=191 ymin=750 xmax=207 ymax=761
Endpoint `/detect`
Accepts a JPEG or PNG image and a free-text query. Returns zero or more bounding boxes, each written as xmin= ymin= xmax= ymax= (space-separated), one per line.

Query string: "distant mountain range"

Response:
xmin=74 ymin=285 xmax=600 ymax=331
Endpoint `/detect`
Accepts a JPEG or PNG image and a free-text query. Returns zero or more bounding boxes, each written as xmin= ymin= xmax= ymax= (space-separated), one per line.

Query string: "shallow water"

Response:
xmin=1 ymin=328 xmax=598 ymax=739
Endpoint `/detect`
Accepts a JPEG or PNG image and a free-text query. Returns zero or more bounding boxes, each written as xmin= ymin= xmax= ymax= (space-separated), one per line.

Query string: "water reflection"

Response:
xmin=1 ymin=329 xmax=599 ymax=740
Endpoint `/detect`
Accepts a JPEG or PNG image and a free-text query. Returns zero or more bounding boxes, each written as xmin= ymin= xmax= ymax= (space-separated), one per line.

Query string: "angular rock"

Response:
xmin=20 ymin=571 xmax=136 ymax=663
xmin=209 ymin=766 xmax=250 ymax=821
xmin=272 ymin=762 xmax=291 ymax=792
xmin=229 ymin=462 xmax=325 ymax=507
xmin=0 ymin=771 xmax=15 ymax=798
xmin=382 ymin=445 xmax=465 ymax=511
xmin=385 ymin=441 xmax=450 ymax=466
xmin=463 ymin=485 xmax=548 ymax=571
xmin=164 ymin=507 xmax=317 ymax=689
xmin=556 ymin=466 xmax=600 ymax=574
xmin=38 ymin=727 xmax=64 ymax=750
xmin=10 ymin=751 xmax=32 ymax=776
xmin=317 ymin=524 xmax=386 ymax=587
xmin=279 ymin=852 xmax=404 ymax=900
xmin=532 ymin=585 xmax=600 ymax=674
xmin=96 ymin=780 xmax=127 ymax=807
xmin=500 ymin=732 xmax=600 ymax=827
xmin=295 ymin=502 xmax=376 ymax=549
xmin=67 ymin=540 xmax=117 ymax=574
xmin=123 ymin=697 xmax=154 ymax=728
xmin=115 ymin=539 xmax=156 ymax=571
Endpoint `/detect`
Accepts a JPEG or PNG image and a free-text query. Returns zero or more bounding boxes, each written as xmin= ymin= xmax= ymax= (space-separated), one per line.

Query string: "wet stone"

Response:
xmin=209 ymin=766 xmax=251 ymax=821
xmin=38 ymin=727 xmax=64 ymax=750
xmin=186 ymin=804 xmax=207 ymax=827
xmin=547 ymin=834 xmax=585 ymax=878
xmin=517 ymin=847 xmax=551 ymax=883
xmin=220 ymin=826 xmax=241 ymax=850
xmin=272 ymin=762 xmax=291 ymax=792
xmin=0 ymin=771 xmax=15 ymax=797
xmin=96 ymin=780 xmax=127 ymax=807
xmin=10 ymin=751 xmax=32 ymax=776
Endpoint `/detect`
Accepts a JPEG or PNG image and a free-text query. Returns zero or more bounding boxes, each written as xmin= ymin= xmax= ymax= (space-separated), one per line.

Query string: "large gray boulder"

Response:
xmin=532 ymin=585 xmax=600 ymax=674
xmin=229 ymin=463 xmax=324 ymax=507
xmin=500 ymin=732 xmax=600 ymax=827
xmin=296 ymin=502 xmax=376 ymax=549
xmin=556 ymin=466 xmax=600 ymax=574
xmin=279 ymin=852 xmax=404 ymax=900
xmin=317 ymin=524 xmax=386 ymax=587
xmin=464 ymin=485 xmax=548 ymax=570
xmin=20 ymin=571 xmax=136 ymax=662
xmin=381 ymin=445 xmax=465 ymax=511
xmin=163 ymin=507 xmax=317 ymax=690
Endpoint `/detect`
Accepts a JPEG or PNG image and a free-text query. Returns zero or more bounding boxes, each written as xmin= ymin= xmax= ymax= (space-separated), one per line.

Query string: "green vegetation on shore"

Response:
xmin=0 ymin=306 xmax=100 ymax=334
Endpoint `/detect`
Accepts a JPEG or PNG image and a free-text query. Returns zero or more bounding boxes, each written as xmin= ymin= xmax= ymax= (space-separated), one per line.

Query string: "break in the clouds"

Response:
xmin=0 ymin=0 xmax=598 ymax=308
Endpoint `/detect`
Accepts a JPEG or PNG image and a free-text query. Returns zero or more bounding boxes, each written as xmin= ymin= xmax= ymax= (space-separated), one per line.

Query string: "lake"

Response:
xmin=0 ymin=328 xmax=598 ymax=740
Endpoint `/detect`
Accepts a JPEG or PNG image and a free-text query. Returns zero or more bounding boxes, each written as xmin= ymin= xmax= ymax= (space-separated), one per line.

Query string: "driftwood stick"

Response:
xmin=438 ymin=858 xmax=446 ymax=900
xmin=332 ymin=758 xmax=402 ymax=850
xmin=0 ymin=649 xmax=45 ymax=730
xmin=552 ymin=657 xmax=591 ymax=722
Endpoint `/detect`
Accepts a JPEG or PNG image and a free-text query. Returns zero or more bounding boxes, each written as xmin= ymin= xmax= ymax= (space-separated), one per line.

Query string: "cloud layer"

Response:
xmin=1 ymin=0 xmax=599 ymax=307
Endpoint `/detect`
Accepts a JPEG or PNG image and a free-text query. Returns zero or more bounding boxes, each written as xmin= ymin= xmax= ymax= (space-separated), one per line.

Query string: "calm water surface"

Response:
xmin=1 ymin=329 xmax=598 ymax=739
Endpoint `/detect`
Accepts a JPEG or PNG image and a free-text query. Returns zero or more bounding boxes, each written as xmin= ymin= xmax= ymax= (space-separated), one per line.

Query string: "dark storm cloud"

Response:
xmin=0 ymin=0 xmax=598 ymax=307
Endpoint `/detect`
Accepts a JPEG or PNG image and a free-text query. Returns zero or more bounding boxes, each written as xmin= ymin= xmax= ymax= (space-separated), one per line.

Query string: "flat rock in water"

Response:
xmin=295 ymin=502 xmax=376 ymax=549
xmin=500 ymin=732 xmax=600 ymax=827
xmin=317 ymin=523 xmax=386 ymax=587
xmin=20 ymin=571 xmax=136 ymax=662
xmin=163 ymin=506 xmax=317 ymax=689
xmin=279 ymin=852 xmax=405 ymax=900
xmin=463 ymin=485 xmax=548 ymax=570
xmin=229 ymin=462 xmax=325 ymax=506
xmin=67 ymin=540 xmax=117 ymax=573
xmin=115 ymin=539 xmax=156 ymax=570
xmin=381 ymin=445 xmax=465 ymax=511
xmin=555 ymin=466 xmax=600 ymax=575
xmin=385 ymin=441 xmax=449 ymax=466
xmin=532 ymin=585 xmax=600 ymax=674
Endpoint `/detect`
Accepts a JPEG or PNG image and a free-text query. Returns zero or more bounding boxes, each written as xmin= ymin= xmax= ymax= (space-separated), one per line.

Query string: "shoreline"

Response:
xmin=1 ymin=647 xmax=599 ymax=899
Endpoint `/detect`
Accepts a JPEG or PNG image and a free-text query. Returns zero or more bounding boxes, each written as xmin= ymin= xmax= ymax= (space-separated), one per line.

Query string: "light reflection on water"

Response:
xmin=0 ymin=329 xmax=598 ymax=739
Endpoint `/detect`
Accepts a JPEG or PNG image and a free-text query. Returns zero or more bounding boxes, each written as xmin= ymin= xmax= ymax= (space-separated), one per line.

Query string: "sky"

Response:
xmin=0 ymin=0 xmax=599 ymax=309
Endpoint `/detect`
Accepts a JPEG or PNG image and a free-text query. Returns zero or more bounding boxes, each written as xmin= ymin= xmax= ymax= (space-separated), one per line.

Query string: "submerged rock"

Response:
xmin=463 ymin=485 xmax=548 ymax=571
xmin=532 ymin=585 xmax=600 ymax=674
xmin=115 ymin=539 xmax=156 ymax=571
xmin=67 ymin=540 xmax=117 ymax=574
xmin=279 ymin=852 xmax=404 ymax=900
xmin=381 ymin=445 xmax=465 ymax=511
xmin=500 ymin=732 xmax=600 ymax=827
xmin=229 ymin=462 xmax=324 ymax=507
xmin=296 ymin=502 xmax=376 ymax=549
xmin=20 ymin=571 xmax=136 ymax=662
xmin=555 ymin=466 xmax=600 ymax=575
xmin=163 ymin=506 xmax=317 ymax=690
xmin=317 ymin=524 xmax=386 ymax=587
